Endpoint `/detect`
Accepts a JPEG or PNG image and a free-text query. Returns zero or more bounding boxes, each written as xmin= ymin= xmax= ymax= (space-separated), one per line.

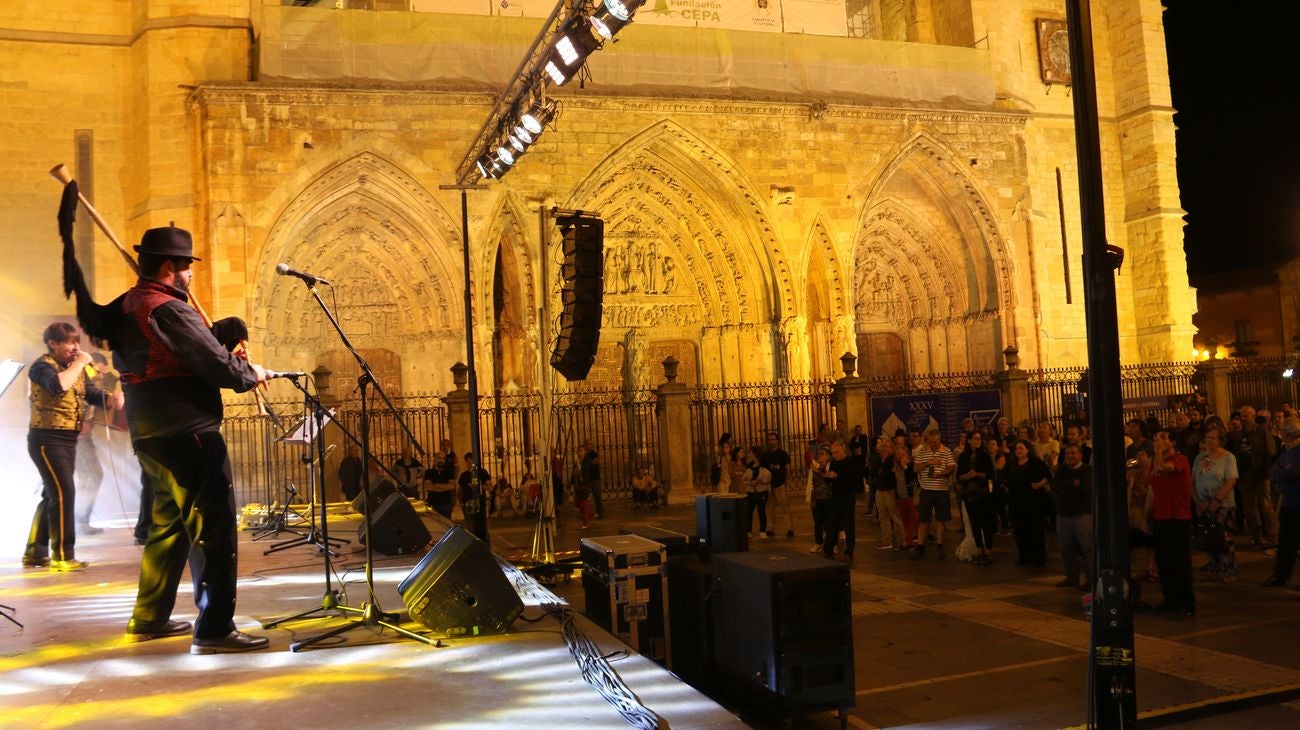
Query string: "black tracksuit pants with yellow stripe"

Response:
xmin=26 ymin=429 xmax=79 ymax=563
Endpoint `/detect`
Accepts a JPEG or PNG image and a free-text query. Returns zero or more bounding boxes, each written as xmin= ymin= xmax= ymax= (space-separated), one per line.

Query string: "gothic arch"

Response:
xmin=853 ymin=132 xmax=1015 ymax=373
xmin=801 ymin=216 xmax=849 ymax=320
xmin=482 ymin=193 xmax=538 ymax=390
xmin=251 ymin=151 xmax=464 ymax=387
xmin=862 ymin=131 xmax=1014 ymax=313
xmin=567 ymin=118 xmax=795 ymax=328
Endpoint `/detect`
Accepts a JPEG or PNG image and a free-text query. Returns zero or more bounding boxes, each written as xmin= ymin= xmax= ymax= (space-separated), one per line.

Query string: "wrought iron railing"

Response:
xmin=689 ymin=380 xmax=836 ymax=487
xmin=1025 ymin=361 xmax=1200 ymax=435
xmin=221 ymin=392 xmax=448 ymax=508
xmin=219 ymin=358 xmax=1300 ymax=509
xmin=1228 ymin=357 xmax=1300 ymax=411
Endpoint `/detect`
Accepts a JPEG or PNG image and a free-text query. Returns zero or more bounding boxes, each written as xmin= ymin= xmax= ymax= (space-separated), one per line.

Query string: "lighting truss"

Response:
xmin=454 ymin=0 xmax=647 ymax=185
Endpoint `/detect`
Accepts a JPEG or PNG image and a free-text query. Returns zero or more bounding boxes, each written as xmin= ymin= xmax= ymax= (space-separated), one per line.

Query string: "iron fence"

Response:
xmin=220 ymin=358 xmax=1300 ymax=509
xmin=690 ymin=380 xmax=836 ymax=487
xmin=221 ymin=393 xmax=448 ymax=508
xmin=1228 ymin=357 xmax=1300 ymax=412
xmin=1025 ymin=361 xmax=1200 ymax=436
xmin=547 ymin=387 xmax=661 ymax=501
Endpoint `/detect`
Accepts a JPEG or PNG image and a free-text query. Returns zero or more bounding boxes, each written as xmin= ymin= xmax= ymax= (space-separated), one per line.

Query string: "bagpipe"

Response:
xmin=49 ymin=164 xmax=278 ymax=424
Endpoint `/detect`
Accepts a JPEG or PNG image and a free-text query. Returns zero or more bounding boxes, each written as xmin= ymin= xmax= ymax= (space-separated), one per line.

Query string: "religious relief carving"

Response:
xmin=853 ymin=256 xmax=904 ymax=325
xmin=602 ymin=233 xmax=680 ymax=296
xmin=603 ymin=303 xmax=701 ymax=328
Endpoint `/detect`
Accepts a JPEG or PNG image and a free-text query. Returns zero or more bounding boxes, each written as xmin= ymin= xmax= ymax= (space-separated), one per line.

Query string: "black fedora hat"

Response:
xmin=133 ymin=226 xmax=201 ymax=261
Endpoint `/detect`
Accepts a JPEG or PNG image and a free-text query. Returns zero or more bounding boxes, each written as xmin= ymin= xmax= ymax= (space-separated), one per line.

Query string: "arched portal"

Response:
xmin=854 ymin=134 xmax=1014 ymax=376
xmin=251 ymin=152 xmax=463 ymax=393
xmin=568 ymin=120 xmax=794 ymax=386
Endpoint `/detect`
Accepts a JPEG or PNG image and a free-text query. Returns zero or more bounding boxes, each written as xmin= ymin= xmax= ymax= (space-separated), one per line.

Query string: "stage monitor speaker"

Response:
xmin=695 ymin=493 xmax=748 ymax=554
xmin=398 ymin=525 xmax=524 ymax=637
xmin=349 ymin=478 xmax=396 ymax=515
xmin=358 ymin=493 xmax=431 ymax=555
xmin=551 ymin=213 xmax=603 ymax=382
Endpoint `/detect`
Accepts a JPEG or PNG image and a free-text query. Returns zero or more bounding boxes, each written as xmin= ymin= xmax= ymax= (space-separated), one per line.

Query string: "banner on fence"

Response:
xmin=870 ymin=390 xmax=1002 ymax=446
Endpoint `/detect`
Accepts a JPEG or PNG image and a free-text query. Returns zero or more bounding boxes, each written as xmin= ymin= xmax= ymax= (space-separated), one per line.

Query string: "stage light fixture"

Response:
xmin=589 ymin=0 xmax=646 ymax=40
xmin=475 ymin=154 xmax=498 ymax=179
xmin=496 ymin=145 xmax=516 ymax=167
xmin=520 ymin=99 xmax=559 ymax=135
xmin=543 ymin=21 xmax=598 ymax=87
xmin=509 ymin=134 xmax=528 ymax=154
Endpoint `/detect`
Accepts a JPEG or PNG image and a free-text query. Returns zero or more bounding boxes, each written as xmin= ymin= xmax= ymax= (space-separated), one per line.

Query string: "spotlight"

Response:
xmin=520 ymin=99 xmax=558 ymax=135
xmin=496 ymin=145 xmax=516 ymax=167
xmin=1285 ymin=368 xmax=1295 ymax=379
xmin=543 ymin=21 xmax=598 ymax=86
xmin=590 ymin=0 xmax=646 ymax=40
xmin=476 ymin=153 xmax=498 ymax=179
xmin=513 ymin=124 xmax=535 ymax=145
xmin=509 ymin=134 xmax=528 ymax=154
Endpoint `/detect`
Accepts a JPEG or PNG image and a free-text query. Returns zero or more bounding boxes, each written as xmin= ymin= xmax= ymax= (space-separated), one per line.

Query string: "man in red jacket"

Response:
xmin=1145 ymin=429 xmax=1195 ymax=620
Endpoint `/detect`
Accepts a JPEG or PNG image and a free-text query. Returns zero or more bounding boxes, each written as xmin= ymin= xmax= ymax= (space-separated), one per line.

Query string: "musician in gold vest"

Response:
xmin=23 ymin=322 xmax=122 ymax=571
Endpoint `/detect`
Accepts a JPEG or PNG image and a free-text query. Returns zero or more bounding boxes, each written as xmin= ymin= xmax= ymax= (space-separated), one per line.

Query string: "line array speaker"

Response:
xmin=551 ymin=213 xmax=603 ymax=381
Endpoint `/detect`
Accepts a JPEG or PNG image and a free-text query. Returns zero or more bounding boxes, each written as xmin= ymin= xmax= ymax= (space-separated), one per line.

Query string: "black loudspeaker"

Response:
xmin=695 ymin=493 xmax=748 ymax=554
xmin=667 ymin=555 xmax=715 ymax=689
xmin=710 ymin=550 xmax=855 ymax=718
xmin=358 ymin=493 xmax=431 ymax=555
xmin=397 ymin=526 xmax=524 ymax=637
xmin=551 ymin=214 xmax=603 ymax=381
xmin=350 ymin=478 xmax=395 ymax=514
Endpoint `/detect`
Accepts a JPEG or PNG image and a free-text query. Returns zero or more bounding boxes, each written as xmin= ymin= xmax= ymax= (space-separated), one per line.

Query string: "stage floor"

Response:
xmin=0 ymin=503 xmax=742 ymax=729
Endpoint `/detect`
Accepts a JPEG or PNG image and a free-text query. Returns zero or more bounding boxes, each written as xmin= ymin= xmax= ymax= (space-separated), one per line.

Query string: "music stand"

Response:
xmin=262 ymin=407 xmax=347 ymax=556
xmin=1 ymin=359 xmax=26 ymax=628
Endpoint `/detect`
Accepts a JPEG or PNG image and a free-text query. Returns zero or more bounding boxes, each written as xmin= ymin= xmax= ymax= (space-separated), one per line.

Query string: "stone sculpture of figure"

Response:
xmin=624 ymin=328 xmax=648 ymax=389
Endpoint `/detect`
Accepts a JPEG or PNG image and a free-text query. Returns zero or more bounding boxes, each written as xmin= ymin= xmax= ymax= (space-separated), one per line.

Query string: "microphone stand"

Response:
xmin=283 ymin=281 xmax=435 ymax=652
xmin=261 ymin=374 xmax=355 ymax=629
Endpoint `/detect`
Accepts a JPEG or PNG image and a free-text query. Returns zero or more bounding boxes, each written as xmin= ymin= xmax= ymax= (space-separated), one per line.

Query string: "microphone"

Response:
xmin=275 ymin=263 xmax=332 ymax=287
xmin=265 ymin=370 xmax=307 ymax=380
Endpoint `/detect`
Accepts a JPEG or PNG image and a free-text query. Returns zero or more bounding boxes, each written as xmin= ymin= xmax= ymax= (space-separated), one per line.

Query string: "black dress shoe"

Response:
xmin=22 ymin=556 xmax=50 ymax=568
xmin=191 ymin=630 xmax=270 ymax=655
xmin=126 ymin=618 xmax=193 ymax=642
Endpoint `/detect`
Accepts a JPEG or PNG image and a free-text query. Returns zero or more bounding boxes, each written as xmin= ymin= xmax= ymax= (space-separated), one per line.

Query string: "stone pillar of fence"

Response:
xmin=1198 ymin=357 xmax=1232 ymax=417
xmin=996 ymin=346 xmax=1030 ymax=426
xmin=833 ymin=352 xmax=870 ymax=433
xmin=309 ymin=365 xmax=348 ymax=503
xmin=445 ymin=362 xmax=472 ymax=467
xmin=656 ymin=356 xmax=694 ymax=504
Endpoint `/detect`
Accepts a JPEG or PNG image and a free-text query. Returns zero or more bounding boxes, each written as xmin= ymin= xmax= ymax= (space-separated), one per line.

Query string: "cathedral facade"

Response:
xmin=0 ymin=0 xmax=1196 ymax=399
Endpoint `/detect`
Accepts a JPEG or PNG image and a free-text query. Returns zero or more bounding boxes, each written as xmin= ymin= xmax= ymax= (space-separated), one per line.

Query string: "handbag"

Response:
xmin=1192 ymin=511 xmax=1226 ymax=553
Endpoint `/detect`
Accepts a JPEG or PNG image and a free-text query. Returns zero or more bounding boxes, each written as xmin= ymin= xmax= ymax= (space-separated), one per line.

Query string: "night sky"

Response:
xmin=1163 ymin=4 xmax=1299 ymax=279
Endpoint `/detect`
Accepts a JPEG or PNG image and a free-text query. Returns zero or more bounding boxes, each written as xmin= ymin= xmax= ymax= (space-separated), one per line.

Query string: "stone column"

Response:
xmin=833 ymin=352 xmax=871 ymax=432
xmin=656 ymin=356 xmax=694 ymax=504
xmin=996 ymin=346 xmax=1030 ymax=426
xmin=1198 ymin=358 xmax=1232 ymax=418
xmin=445 ymin=362 xmax=473 ymax=463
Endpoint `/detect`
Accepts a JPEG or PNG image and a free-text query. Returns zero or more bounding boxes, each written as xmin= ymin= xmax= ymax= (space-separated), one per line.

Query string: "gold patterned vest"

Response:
xmin=29 ymin=353 xmax=86 ymax=431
